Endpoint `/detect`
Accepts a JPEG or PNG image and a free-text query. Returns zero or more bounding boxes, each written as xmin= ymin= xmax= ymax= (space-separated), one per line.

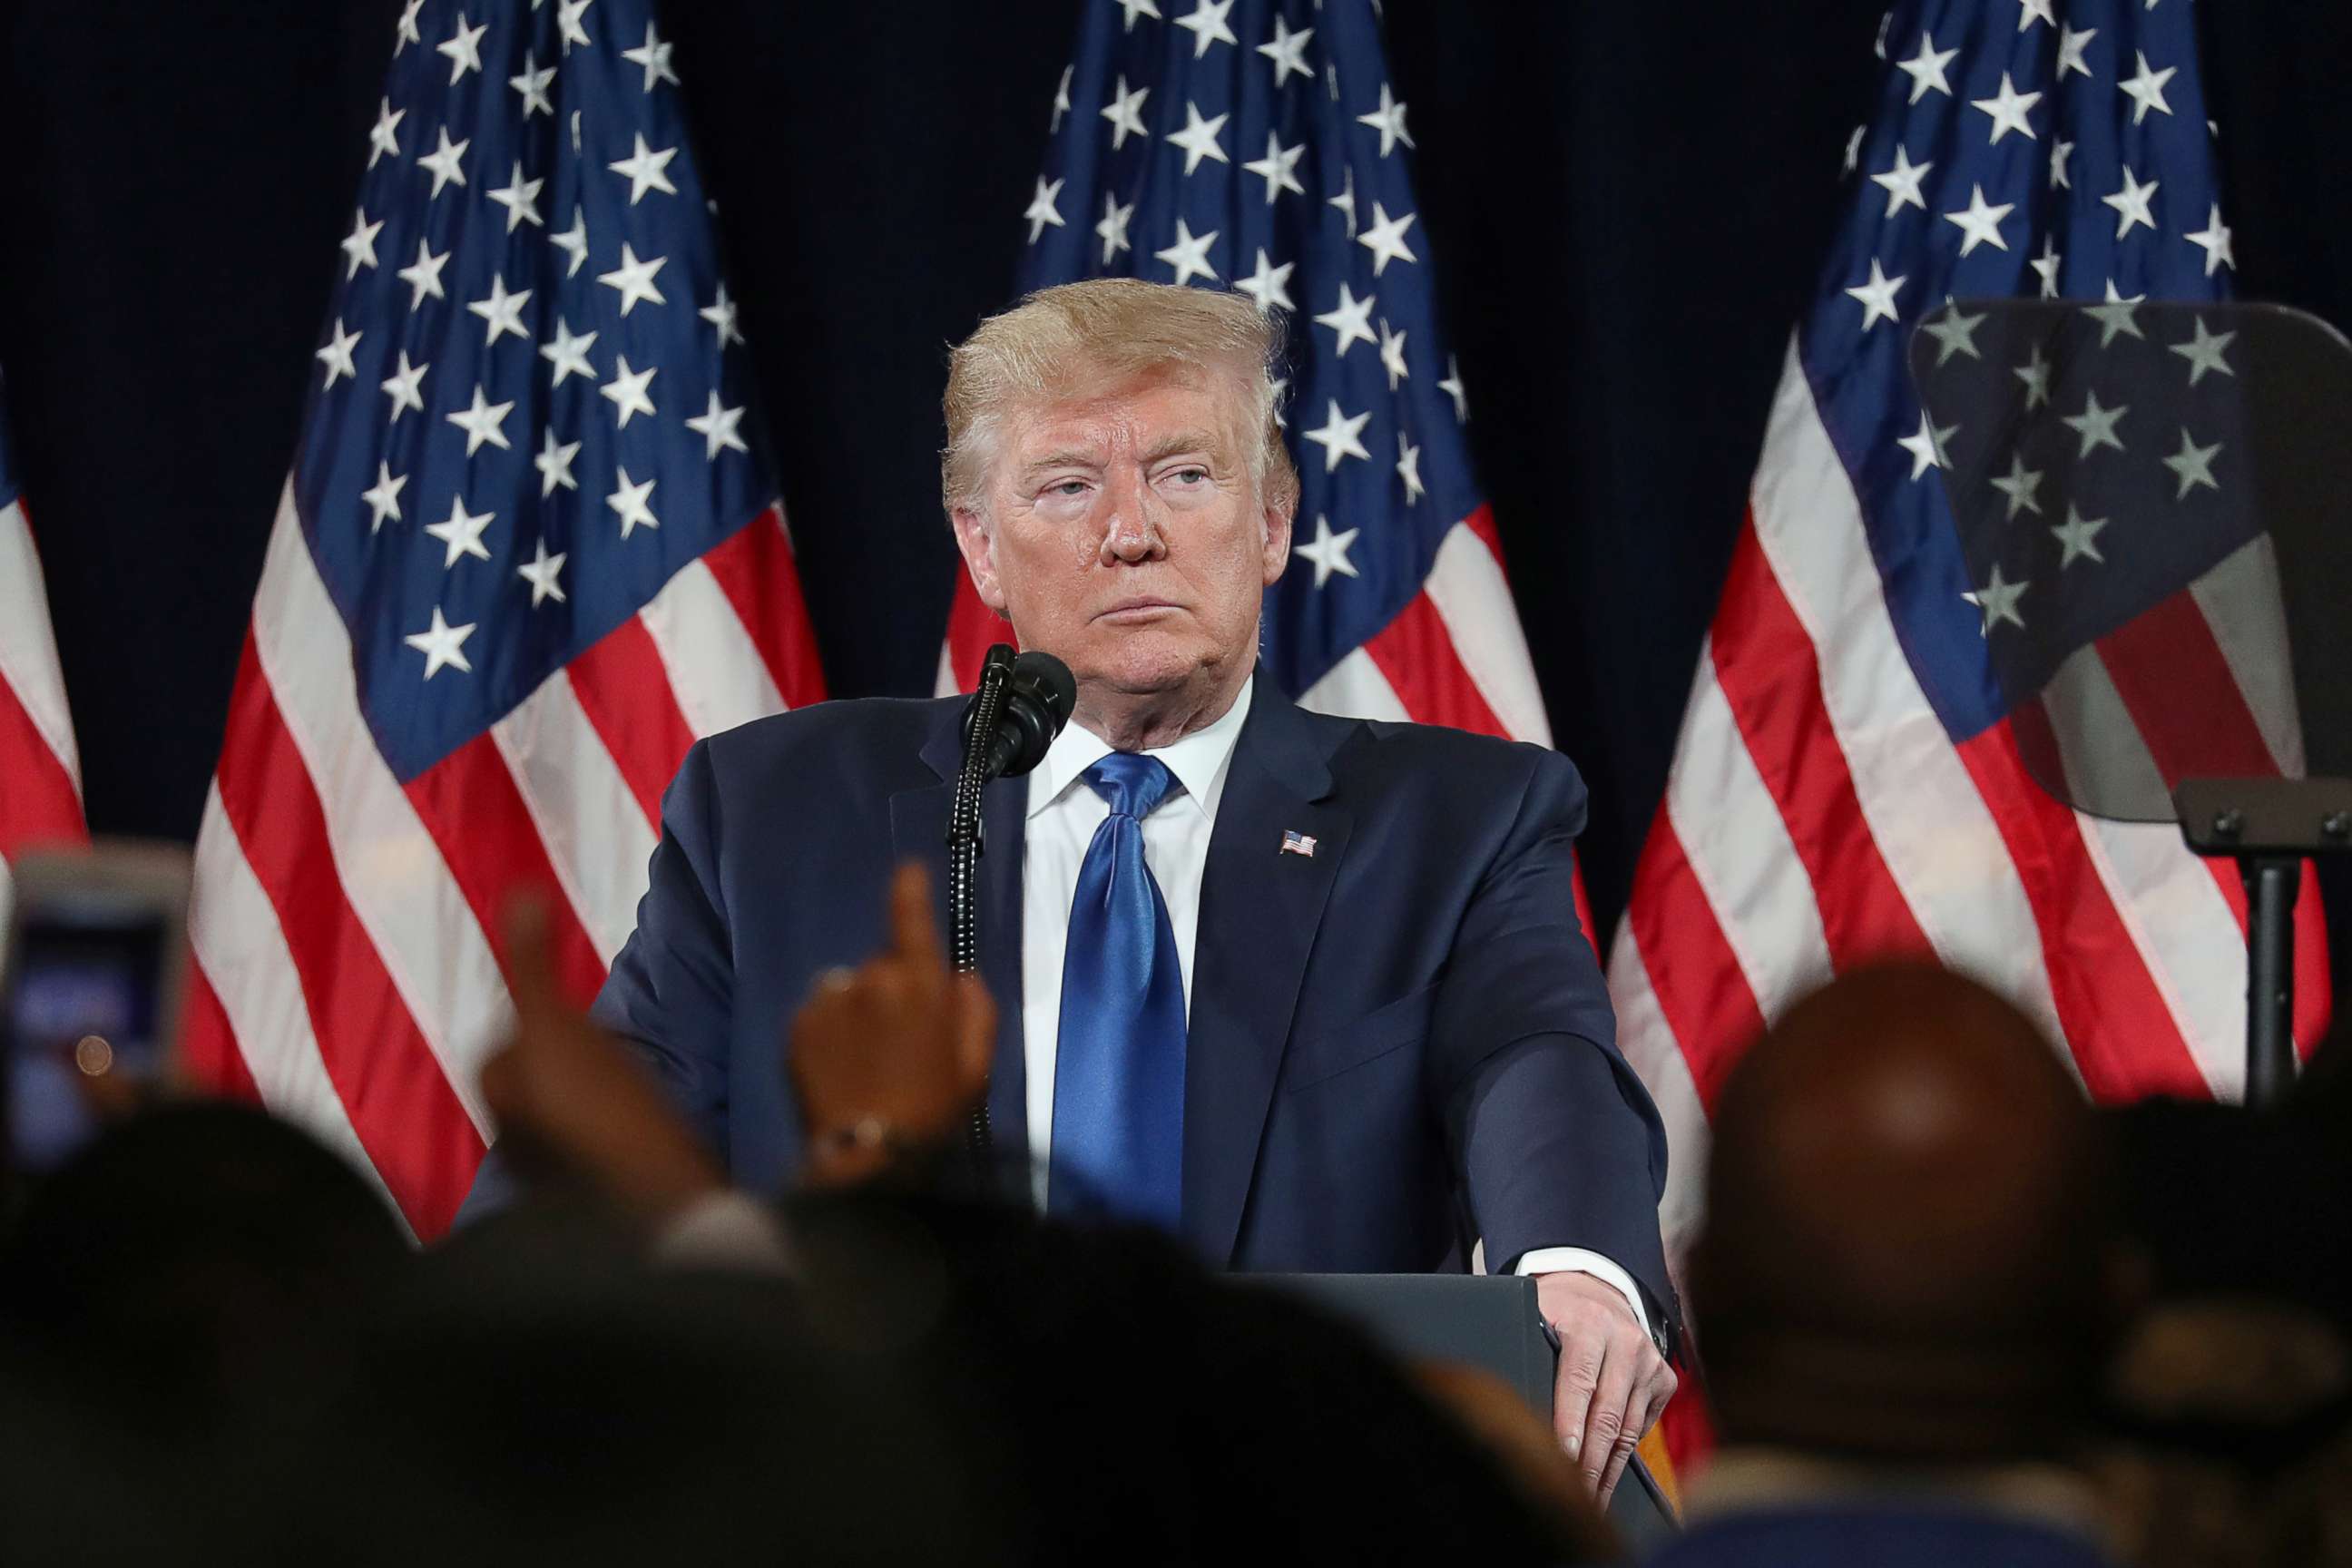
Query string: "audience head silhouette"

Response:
xmin=1691 ymin=963 xmax=2119 ymax=1463
xmin=0 ymin=1101 xmax=407 ymax=1427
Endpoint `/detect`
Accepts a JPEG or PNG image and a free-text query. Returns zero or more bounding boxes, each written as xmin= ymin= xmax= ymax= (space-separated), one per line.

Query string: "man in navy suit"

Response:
xmin=582 ymin=279 xmax=1676 ymax=1501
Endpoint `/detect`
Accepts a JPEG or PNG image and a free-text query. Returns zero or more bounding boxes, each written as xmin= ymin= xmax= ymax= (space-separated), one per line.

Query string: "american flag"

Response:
xmin=937 ymin=0 xmax=1557 ymax=770
xmin=0 ymin=374 xmax=90 ymax=895
xmin=181 ymin=0 xmax=825 ymax=1239
xmin=1610 ymin=0 xmax=2329 ymax=1333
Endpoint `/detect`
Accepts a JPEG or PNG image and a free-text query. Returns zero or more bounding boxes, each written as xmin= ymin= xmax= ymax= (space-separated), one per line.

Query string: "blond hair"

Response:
xmin=941 ymin=278 xmax=1299 ymax=522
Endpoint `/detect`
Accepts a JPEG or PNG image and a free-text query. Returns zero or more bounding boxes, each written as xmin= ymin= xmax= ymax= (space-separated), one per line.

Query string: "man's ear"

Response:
xmin=1259 ymin=492 xmax=1294 ymax=587
xmin=951 ymin=505 xmax=1010 ymax=613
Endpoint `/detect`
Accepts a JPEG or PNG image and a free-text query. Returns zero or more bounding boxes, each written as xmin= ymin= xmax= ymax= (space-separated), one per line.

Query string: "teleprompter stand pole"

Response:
xmin=2242 ymin=855 xmax=2299 ymax=1108
xmin=2175 ymin=778 xmax=2352 ymax=1109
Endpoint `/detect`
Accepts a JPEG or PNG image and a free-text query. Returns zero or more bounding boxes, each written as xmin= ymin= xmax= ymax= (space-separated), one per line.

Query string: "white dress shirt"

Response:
xmin=1016 ymin=676 xmax=1651 ymax=1337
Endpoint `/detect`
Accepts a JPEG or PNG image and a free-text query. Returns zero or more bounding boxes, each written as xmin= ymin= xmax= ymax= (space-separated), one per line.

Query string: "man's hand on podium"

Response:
xmin=1535 ymin=1269 xmax=1677 ymax=1507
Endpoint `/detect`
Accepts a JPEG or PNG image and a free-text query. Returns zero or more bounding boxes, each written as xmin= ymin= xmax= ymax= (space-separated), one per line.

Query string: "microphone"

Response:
xmin=948 ymin=644 xmax=1075 ymax=1163
xmin=963 ymin=644 xmax=1076 ymax=780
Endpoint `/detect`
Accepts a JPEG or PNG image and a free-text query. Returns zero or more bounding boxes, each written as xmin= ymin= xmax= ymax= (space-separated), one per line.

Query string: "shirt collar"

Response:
xmin=1026 ymin=675 xmax=1254 ymax=823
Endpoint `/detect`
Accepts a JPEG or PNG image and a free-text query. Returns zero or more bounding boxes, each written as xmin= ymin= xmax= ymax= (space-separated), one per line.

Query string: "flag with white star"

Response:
xmin=1609 ymin=0 xmax=2330 ymax=1436
xmin=0 ymin=371 xmax=91 ymax=881
xmin=184 ymin=0 xmax=825 ymax=1238
xmin=939 ymin=0 xmax=1559 ymax=766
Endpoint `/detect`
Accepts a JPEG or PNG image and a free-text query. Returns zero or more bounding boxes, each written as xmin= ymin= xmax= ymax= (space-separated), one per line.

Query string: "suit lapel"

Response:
xmin=1182 ymin=683 xmax=1351 ymax=1266
xmin=891 ymin=710 xmax=1030 ymax=1162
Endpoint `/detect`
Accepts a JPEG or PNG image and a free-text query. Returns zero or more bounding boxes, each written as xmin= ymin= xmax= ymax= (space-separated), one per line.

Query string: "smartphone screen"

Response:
xmin=5 ymin=906 xmax=170 ymax=1174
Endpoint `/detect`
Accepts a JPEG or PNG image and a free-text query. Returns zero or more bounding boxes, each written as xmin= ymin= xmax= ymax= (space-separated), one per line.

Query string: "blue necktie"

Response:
xmin=1048 ymin=752 xmax=1186 ymax=1229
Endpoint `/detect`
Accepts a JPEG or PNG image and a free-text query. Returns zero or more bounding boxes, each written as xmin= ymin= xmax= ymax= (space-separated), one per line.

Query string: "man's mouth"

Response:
xmin=1094 ymin=597 xmax=1183 ymax=622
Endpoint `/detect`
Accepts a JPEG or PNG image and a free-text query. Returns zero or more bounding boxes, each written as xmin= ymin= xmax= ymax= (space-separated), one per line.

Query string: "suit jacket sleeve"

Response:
xmin=1433 ymin=748 xmax=1678 ymax=1343
xmin=588 ymin=737 xmax=737 ymax=1160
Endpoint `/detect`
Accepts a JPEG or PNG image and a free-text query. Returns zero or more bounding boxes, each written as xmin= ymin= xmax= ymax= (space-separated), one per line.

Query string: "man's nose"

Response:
xmin=1098 ymin=470 xmax=1168 ymax=564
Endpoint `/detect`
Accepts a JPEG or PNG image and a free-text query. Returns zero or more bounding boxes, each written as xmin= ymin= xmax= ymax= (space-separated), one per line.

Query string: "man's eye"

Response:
xmin=1167 ymin=468 xmax=1207 ymax=485
xmin=1050 ymin=480 xmax=1089 ymax=497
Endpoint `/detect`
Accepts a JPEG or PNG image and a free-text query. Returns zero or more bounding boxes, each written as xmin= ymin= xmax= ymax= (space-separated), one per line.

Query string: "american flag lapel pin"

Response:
xmin=1280 ymin=830 xmax=1318 ymax=858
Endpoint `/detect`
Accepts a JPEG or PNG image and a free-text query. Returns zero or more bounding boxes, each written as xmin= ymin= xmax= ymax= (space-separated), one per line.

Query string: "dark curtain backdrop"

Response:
xmin=1 ymin=0 xmax=2347 ymax=948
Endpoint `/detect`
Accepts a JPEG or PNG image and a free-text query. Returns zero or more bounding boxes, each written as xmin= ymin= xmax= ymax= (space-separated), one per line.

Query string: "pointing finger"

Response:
xmin=500 ymin=894 xmax=559 ymax=1024
xmin=887 ymin=860 xmax=942 ymax=968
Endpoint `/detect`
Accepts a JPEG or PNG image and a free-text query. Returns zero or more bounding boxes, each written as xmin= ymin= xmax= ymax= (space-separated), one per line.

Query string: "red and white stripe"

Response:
xmin=185 ymin=483 xmax=824 ymax=1238
xmin=0 ymin=489 xmax=88 ymax=899
xmin=1612 ymin=339 xmax=2332 ymax=1273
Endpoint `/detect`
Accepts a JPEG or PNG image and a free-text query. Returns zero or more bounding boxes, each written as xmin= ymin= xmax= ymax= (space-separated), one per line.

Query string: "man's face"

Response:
xmin=953 ymin=366 xmax=1291 ymax=704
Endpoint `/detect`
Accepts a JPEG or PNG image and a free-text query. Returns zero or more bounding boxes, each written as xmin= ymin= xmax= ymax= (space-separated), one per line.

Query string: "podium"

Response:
xmin=1261 ymin=1273 xmax=1679 ymax=1547
xmin=1908 ymin=299 xmax=2352 ymax=1105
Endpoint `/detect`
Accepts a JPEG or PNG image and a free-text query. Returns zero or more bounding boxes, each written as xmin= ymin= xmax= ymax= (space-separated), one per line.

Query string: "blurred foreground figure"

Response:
xmin=780 ymin=1190 xmax=1615 ymax=1567
xmin=2089 ymin=1024 xmax=2352 ymax=1568
xmin=2094 ymin=1298 xmax=2352 ymax=1568
xmin=0 ymin=1102 xmax=408 ymax=1425
xmin=0 ymin=1103 xmax=410 ymax=1563
xmin=1660 ymin=965 xmax=2124 ymax=1568
xmin=265 ymin=1225 xmax=1000 ymax=1568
